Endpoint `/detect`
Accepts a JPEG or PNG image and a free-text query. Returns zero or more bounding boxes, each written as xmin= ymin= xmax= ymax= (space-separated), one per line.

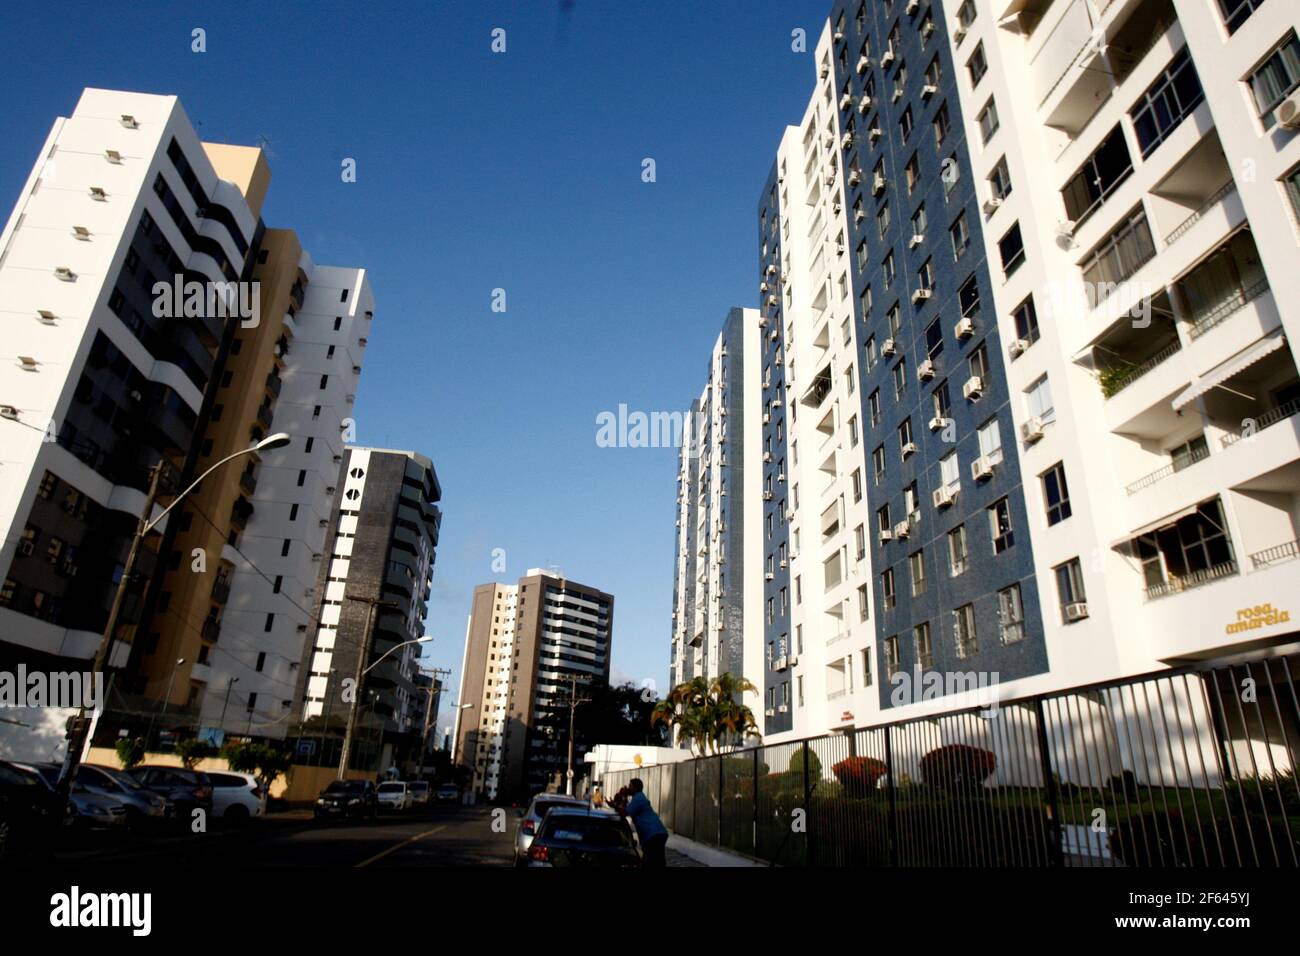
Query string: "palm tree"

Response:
xmin=650 ymin=673 xmax=761 ymax=754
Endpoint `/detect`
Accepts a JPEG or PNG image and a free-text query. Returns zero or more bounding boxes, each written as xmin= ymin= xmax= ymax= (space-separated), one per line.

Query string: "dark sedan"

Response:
xmin=125 ymin=766 xmax=213 ymax=822
xmin=0 ymin=760 xmax=74 ymax=861
xmin=525 ymin=807 xmax=641 ymax=868
xmin=314 ymin=780 xmax=378 ymax=821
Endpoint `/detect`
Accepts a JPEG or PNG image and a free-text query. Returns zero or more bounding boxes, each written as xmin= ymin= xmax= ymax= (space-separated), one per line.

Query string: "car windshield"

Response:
xmin=541 ymin=816 xmax=632 ymax=848
xmin=324 ymin=781 xmax=366 ymax=795
xmin=94 ymin=767 xmax=145 ymax=790
xmin=377 ymin=783 xmax=404 ymax=793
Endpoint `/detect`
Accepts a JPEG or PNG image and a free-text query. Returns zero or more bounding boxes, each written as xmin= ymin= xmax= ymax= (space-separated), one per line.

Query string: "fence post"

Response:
xmin=752 ymin=747 xmax=759 ymax=855
xmin=691 ymin=756 xmax=698 ymax=842
xmin=885 ymin=724 xmax=898 ymax=867
xmin=1033 ymin=698 xmax=1065 ymax=867
xmin=718 ymin=753 xmax=724 ymax=848
xmin=802 ymin=740 xmax=812 ymax=866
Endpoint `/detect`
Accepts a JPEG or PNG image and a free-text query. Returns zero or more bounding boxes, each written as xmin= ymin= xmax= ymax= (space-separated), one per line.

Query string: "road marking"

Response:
xmin=354 ymin=825 xmax=448 ymax=868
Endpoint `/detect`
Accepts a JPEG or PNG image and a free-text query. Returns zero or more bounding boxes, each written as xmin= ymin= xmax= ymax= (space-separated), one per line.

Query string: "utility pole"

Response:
xmin=559 ymin=674 xmax=591 ymax=796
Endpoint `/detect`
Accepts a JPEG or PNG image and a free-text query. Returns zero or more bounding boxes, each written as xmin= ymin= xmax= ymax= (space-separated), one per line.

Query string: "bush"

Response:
xmin=116 ymin=736 xmax=145 ymax=770
xmin=918 ymin=744 xmax=996 ymax=790
xmin=788 ymin=748 xmax=822 ymax=780
xmin=174 ymin=737 xmax=216 ymax=770
xmin=831 ymin=756 xmax=888 ymax=796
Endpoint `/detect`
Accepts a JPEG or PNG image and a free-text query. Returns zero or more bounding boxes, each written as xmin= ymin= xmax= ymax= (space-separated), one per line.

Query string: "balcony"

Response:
xmin=1251 ymin=540 xmax=1300 ymax=571
xmin=1092 ymin=295 xmax=1179 ymax=399
xmin=201 ymin=615 xmax=221 ymax=641
xmin=1125 ymin=437 xmax=1208 ymax=495
xmin=1221 ymin=398 xmax=1300 ymax=449
xmin=239 ymin=468 xmax=257 ymax=496
xmin=230 ymin=496 xmax=254 ymax=530
xmin=255 ymin=403 xmax=274 ymax=431
xmin=210 ymin=577 xmax=231 ymax=605
xmin=1145 ymin=559 xmax=1238 ymax=600
xmin=265 ymin=370 xmax=282 ymax=399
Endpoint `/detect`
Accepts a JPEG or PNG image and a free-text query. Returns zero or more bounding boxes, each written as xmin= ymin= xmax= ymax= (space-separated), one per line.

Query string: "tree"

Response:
xmin=174 ymin=738 xmax=216 ymax=770
xmin=221 ymin=741 xmax=293 ymax=796
xmin=650 ymin=673 xmax=761 ymax=755
xmin=578 ymin=681 xmax=666 ymax=748
xmin=116 ymin=736 xmax=145 ymax=770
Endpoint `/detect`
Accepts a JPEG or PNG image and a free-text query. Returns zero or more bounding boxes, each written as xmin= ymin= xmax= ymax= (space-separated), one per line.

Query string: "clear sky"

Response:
xmin=0 ymin=0 xmax=830 ymax=717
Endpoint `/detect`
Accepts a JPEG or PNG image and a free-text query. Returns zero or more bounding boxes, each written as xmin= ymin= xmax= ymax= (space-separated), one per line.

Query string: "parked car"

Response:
xmin=207 ymin=771 xmax=266 ymax=822
xmin=376 ymin=781 xmax=413 ymax=813
xmin=0 ymin=760 xmax=73 ymax=861
xmin=435 ymin=784 xmax=459 ymax=802
xmin=25 ymin=764 xmax=128 ymax=833
xmin=124 ymin=766 xmax=213 ymax=821
xmin=525 ymin=807 xmax=640 ymax=868
xmin=407 ymin=781 xmax=430 ymax=809
xmin=314 ymin=780 xmax=377 ymax=821
xmin=74 ymin=764 xmax=168 ymax=828
xmin=514 ymin=793 xmax=588 ymax=865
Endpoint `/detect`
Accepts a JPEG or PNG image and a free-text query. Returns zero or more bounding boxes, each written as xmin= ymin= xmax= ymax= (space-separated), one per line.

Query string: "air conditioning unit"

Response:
xmin=119 ymin=114 xmax=138 ymax=129
xmin=908 ymin=233 xmax=924 ymax=249
xmin=963 ymin=375 xmax=984 ymax=400
xmin=912 ymin=288 xmax=932 ymax=304
xmin=858 ymin=95 xmax=872 ymax=114
xmin=765 ymin=571 xmax=775 ymax=581
xmin=855 ymin=208 xmax=866 ymax=222
xmin=983 ymin=196 xmax=1003 ymax=215
xmin=872 ymin=173 xmax=886 ymax=195
xmin=881 ymin=337 xmax=896 ymax=356
xmin=971 ymin=456 xmax=994 ymax=481
xmin=839 ymin=93 xmax=853 ymax=111
xmin=1021 ymin=417 xmax=1045 ymax=443
xmin=760 ymin=281 xmax=769 ymax=293
xmin=1280 ymin=91 xmax=1300 ymax=130
xmin=54 ymin=267 xmax=76 ymax=282
xmin=779 ymin=558 xmax=789 ymax=568
xmin=841 ymin=132 xmax=854 ymax=150
xmin=922 ymin=21 xmax=936 ymax=39
xmin=72 ymin=225 xmax=91 ymax=240
xmin=901 ymin=441 xmax=918 ymax=457
xmin=932 ymin=486 xmax=955 ymax=509
xmin=953 ymin=20 xmax=968 ymax=42
xmin=1065 ymin=602 xmax=1090 ymax=622
xmin=777 ymin=471 xmax=786 ymax=482
xmin=1055 ymin=220 xmax=1077 ymax=240
xmin=0 ymin=405 xmax=18 ymax=421
xmin=833 ymin=200 xmax=843 ymax=215
xmin=104 ymin=149 xmax=123 ymax=164
xmin=929 ymin=415 xmax=946 ymax=432
xmin=1008 ymin=338 xmax=1029 ymax=359
xmin=758 ymin=316 xmax=769 ymax=328
xmin=763 ymin=412 xmax=771 ymax=424
xmin=767 ymin=294 xmax=779 ymax=307
xmin=879 ymin=528 xmax=893 ymax=543
xmin=772 ymin=398 xmax=783 ymax=407
xmin=848 ymin=169 xmax=862 ymax=186
xmin=894 ymin=520 xmax=911 ymax=539
xmin=766 ymin=263 xmax=777 ymax=276
xmin=825 ymin=171 xmax=838 ymax=188
xmin=17 ymin=540 xmax=34 ymax=556
xmin=769 ymin=328 xmax=779 ymax=341
xmin=834 ymin=29 xmax=845 ymax=41
xmin=763 ymin=450 xmax=773 ymax=463
xmin=892 ymin=88 xmax=903 ymax=103
xmin=778 ymin=704 xmax=789 ymax=713
xmin=906 ymin=0 xmax=920 ymax=13
xmin=920 ymin=83 xmax=937 ymax=100
xmin=765 ymin=708 xmax=776 ymax=717
xmin=917 ymin=360 xmax=935 ymax=381
xmin=763 ymin=490 xmax=773 ymax=501
xmin=784 ymin=509 xmax=795 ymax=521
xmin=776 ymin=655 xmax=788 ymax=671
xmin=881 ymin=49 xmax=895 ymax=68
xmin=856 ymin=55 xmax=870 ymax=74
xmin=88 ymin=186 xmax=107 ymax=201
xmin=36 ymin=310 xmax=57 ymax=324
xmin=954 ymin=317 xmax=974 ymax=340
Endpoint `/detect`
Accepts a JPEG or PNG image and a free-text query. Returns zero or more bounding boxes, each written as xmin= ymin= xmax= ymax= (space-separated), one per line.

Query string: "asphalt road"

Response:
xmin=46 ymin=804 xmax=518 ymax=867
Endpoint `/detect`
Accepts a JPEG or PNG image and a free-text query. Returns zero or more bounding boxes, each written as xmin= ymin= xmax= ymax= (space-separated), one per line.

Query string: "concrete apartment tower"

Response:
xmin=669 ymin=308 xmax=765 ymax=713
xmin=296 ymin=447 xmax=442 ymax=775
xmin=455 ymin=570 xmax=613 ymax=801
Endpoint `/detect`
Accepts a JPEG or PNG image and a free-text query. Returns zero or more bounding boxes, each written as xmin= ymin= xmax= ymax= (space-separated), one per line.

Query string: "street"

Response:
xmin=46 ymin=805 xmax=515 ymax=868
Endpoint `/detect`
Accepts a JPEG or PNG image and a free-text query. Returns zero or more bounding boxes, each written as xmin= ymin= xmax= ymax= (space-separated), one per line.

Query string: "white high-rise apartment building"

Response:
xmin=947 ymin=0 xmax=1300 ymax=684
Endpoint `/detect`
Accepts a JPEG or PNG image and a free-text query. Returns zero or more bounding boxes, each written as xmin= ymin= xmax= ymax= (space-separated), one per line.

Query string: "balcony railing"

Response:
xmin=828 ymin=688 xmax=847 ymax=700
xmin=1124 ymin=441 xmax=1209 ymax=495
xmin=1144 ymin=559 xmax=1238 ymax=600
xmin=1220 ymin=397 xmax=1300 ymax=448
xmin=1250 ymin=540 xmax=1300 ymax=570
xmin=1187 ymin=278 xmax=1270 ymax=341
xmin=1164 ymin=181 xmax=1237 ymax=246
xmin=1101 ymin=339 xmax=1182 ymax=398
xmin=210 ymin=578 xmax=231 ymax=605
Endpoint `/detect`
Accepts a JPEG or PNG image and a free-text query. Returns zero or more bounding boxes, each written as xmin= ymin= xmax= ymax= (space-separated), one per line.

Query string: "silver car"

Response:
xmin=73 ymin=764 xmax=169 ymax=827
xmin=513 ymin=794 xmax=588 ymax=866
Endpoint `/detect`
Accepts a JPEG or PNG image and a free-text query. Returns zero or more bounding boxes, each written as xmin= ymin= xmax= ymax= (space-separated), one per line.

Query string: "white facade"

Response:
xmin=201 ymin=264 xmax=372 ymax=736
xmin=0 ymin=89 xmax=255 ymax=666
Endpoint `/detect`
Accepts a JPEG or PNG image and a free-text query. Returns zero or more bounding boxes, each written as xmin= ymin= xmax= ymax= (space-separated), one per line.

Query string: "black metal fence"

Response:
xmin=604 ymin=652 xmax=1300 ymax=866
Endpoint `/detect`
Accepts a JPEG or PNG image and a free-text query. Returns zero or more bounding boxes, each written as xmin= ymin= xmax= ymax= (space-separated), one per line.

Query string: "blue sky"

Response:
xmin=0 ymin=0 xmax=829 ymax=716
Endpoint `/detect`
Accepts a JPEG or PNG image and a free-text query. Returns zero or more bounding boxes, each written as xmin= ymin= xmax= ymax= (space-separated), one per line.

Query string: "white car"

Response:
xmin=208 ymin=771 xmax=267 ymax=821
xmin=376 ymin=781 xmax=413 ymax=812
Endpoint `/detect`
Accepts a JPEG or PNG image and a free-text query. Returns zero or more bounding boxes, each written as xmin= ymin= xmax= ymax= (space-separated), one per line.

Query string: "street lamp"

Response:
xmin=145 ymin=657 xmax=185 ymax=748
xmin=56 ymin=432 xmax=292 ymax=799
xmin=335 ymin=592 xmax=428 ymax=781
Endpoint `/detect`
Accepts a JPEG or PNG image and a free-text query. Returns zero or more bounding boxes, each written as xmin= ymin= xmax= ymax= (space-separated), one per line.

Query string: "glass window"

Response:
xmin=948 ymin=525 xmax=968 ymax=576
xmin=1012 ymin=295 xmax=1040 ymax=345
xmin=1055 ymin=558 xmax=1087 ymax=617
xmin=952 ymin=604 xmax=977 ymax=658
xmin=968 ymin=43 xmax=987 ymax=86
xmin=1218 ymin=0 xmax=1265 ymax=34
xmin=989 ymin=156 xmax=1012 ymax=202
xmin=977 ymin=417 xmax=1002 ymax=464
xmin=882 ymin=568 xmax=896 ymax=609
xmin=978 ymin=98 xmax=999 ymax=144
xmin=998 ymin=222 xmax=1025 ymax=276
xmin=1042 ymin=462 xmax=1072 ymax=526
xmin=1025 ymin=374 xmax=1055 ymax=423
xmin=1061 ymin=125 xmax=1133 ymax=223
xmin=914 ymin=622 xmax=934 ymax=669
xmin=950 ymin=213 xmax=970 ymax=260
xmin=909 ymin=550 xmax=927 ymax=596
xmin=884 ymin=635 xmax=901 ymax=675
xmin=939 ymin=450 xmax=960 ymax=489
xmin=989 ymin=497 xmax=1014 ymax=553
xmin=1130 ymin=49 xmax=1204 ymax=159
xmin=1249 ymin=33 xmax=1300 ymax=129
xmin=998 ymin=584 xmax=1025 ymax=644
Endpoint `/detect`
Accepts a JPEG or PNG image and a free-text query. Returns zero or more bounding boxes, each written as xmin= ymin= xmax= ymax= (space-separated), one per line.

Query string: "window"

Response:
xmin=914 ymin=622 xmax=934 ymax=670
xmin=988 ymin=156 xmax=1012 ymax=203
xmin=1062 ymin=126 xmax=1133 ymax=224
xmin=856 ymin=524 xmax=866 ymax=561
xmin=958 ymin=273 xmax=980 ymax=320
xmin=925 ymin=56 xmax=942 ymax=89
xmin=893 ymin=360 xmax=906 ymax=400
xmin=877 ymin=200 xmax=891 ymax=240
xmin=852 ymin=468 xmax=863 ymax=502
xmin=998 ymin=222 xmax=1025 ymax=277
xmin=1218 ymin=0 xmax=1265 ymax=35
xmin=933 ymin=103 xmax=950 ymax=147
xmin=873 ymin=445 xmax=887 ymax=484
xmin=1012 ymin=295 xmax=1040 ymax=345
xmin=942 ymin=152 xmax=960 ymax=198
xmin=932 ymin=381 xmax=951 ymax=422
xmin=925 ymin=318 xmax=943 ymax=359
xmin=998 ymin=584 xmax=1025 ymax=644
xmin=916 ymin=258 xmax=935 ymax=294
xmin=1249 ymin=33 xmax=1300 ymax=129
xmin=909 ymin=550 xmax=927 ymax=596
xmin=862 ymin=647 xmax=873 ymax=686
xmin=866 ymin=336 xmax=878 ymax=371
xmin=1081 ymin=208 xmax=1155 ymax=292
xmin=882 ymin=568 xmax=896 ymax=609
xmin=1055 ymin=558 xmax=1087 ymax=619
xmin=858 ymin=584 xmax=870 ymax=622
xmin=887 ymin=303 xmax=903 ymax=336
xmin=899 ymin=418 xmax=914 ymax=458
xmin=899 ymin=106 xmax=913 ymax=140
xmin=860 ymin=284 xmax=873 ymax=318
xmin=905 ymin=154 xmax=920 ymax=194
xmin=857 ymin=238 xmax=869 ymax=271
xmin=882 ymin=251 xmax=896 ymax=289
xmin=1025 ymin=374 xmax=1055 ymax=424
xmin=911 ymin=203 xmax=927 ymax=238
xmin=884 ymin=636 xmax=901 ymax=676
xmin=870 ymin=389 xmax=882 ymax=427
xmin=948 ymin=525 xmax=968 ymax=576
xmin=1284 ymin=163 xmax=1300 ymax=224
xmin=878 ymin=504 xmax=892 ymax=535
xmin=849 ymin=414 xmax=859 ymax=447
xmin=1130 ymin=49 xmax=1204 ymax=158
xmin=953 ymin=604 xmax=977 ymax=659
xmin=967 ymin=43 xmax=987 ymax=86
xmin=950 ymin=213 xmax=970 ymax=260
xmin=989 ymin=497 xmax=1014 ymax=553
xmin=977 ymin=417 xmax=1002 ymax=464
xmin=977 ymin=98 xmax=999 ymax=144
xmin=1042 ymin=462 xmax=1072 ymax=526
xmin=939 ymin=450 xmax=959 ymax=490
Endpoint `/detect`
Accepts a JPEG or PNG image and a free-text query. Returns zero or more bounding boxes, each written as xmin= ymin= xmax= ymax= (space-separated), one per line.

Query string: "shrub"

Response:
xmin=115 ymin=736 xmax=146 ymax=770
xmin=831 ymin=756 xmax=888 ymax=796
xmin=787 ymin=748 xmax=822 ymax=780
xmin=918 ymin=744 xmax=996 ymax=790
xmin=174 ymin=737 xmax=216 ymax=770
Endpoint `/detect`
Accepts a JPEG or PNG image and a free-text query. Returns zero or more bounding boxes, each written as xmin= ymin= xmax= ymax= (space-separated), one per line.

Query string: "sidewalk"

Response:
xmin=664 ymin=832 xmax=766 ymax=867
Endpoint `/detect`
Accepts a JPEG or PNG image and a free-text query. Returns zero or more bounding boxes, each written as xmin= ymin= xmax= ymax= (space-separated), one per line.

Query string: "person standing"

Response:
xmin=621 ymin=777 xmax=668 ymax=867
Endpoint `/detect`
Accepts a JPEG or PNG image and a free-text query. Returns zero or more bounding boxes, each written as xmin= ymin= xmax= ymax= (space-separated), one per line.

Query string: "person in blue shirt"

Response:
xmin=619 ymin=777 xmax=668 ymax=867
